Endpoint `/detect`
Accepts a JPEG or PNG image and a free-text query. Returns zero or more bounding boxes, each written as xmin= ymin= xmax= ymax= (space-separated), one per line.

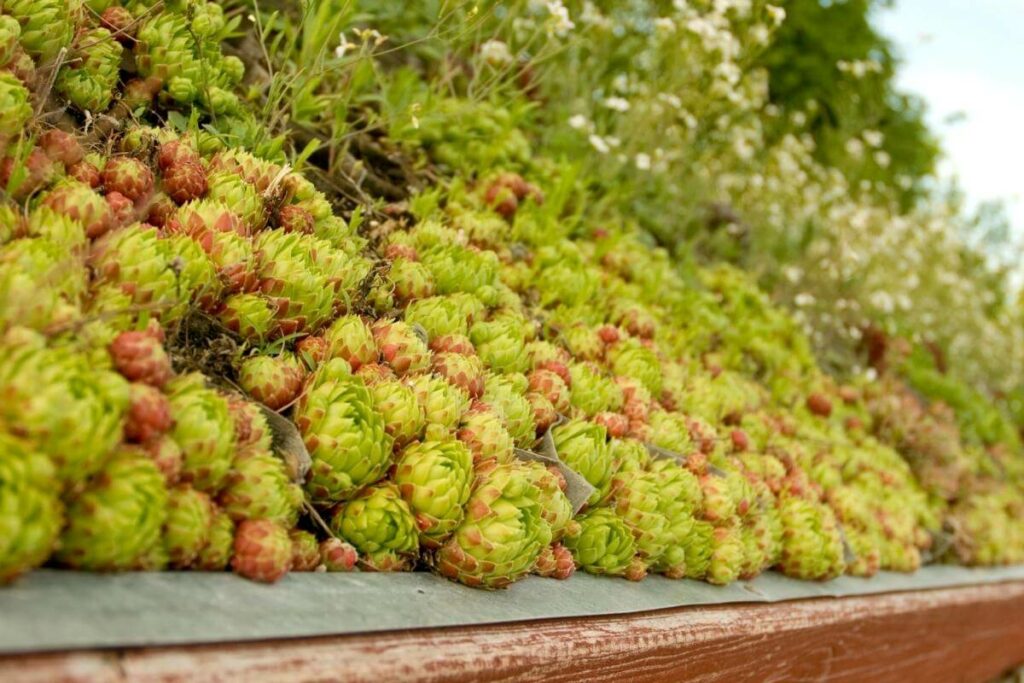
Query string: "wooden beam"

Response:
xmin=4 ymin=581 xmax=1024 ymax=682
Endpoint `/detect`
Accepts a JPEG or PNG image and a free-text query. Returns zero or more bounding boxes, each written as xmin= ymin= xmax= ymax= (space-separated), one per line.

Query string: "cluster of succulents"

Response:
xmin=1 ymin=0 xmax=1022 ymax=592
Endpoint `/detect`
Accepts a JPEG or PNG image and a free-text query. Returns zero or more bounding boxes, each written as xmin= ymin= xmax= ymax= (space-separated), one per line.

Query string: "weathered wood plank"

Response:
xmin=3 ymin=582 xmax=1023 ymax=682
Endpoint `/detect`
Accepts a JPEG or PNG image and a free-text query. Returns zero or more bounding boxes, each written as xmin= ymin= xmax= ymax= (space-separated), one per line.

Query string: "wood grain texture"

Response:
xmin=3 ymin=581 xmax=1024 ymax=683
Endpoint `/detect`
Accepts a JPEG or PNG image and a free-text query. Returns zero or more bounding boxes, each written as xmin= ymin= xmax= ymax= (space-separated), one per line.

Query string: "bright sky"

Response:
xmin=877 ymin=0 xmax=1024 ymax=234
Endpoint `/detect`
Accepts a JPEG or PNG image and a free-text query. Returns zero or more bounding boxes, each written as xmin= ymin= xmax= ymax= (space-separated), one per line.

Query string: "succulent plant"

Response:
xmin=5 ymin=0 xmax=81 ymax=61
xmin=330 ymin=483 xmax=419 ymax=571
xmin=372 ymin=319 xmax=431 ymax=376
xmin=238 ymin=353 xmax=306 ymax=410
xmin=231 ymin=519 xmax=292 ymax=583
xmin=481 ymin=373 xmax=536 ymax=447
xmin=194 ymin=509 xmax=235 ymax=571
xmin=394 ymin=440 xmax=475 ymax=547
xmin=163 ymin=485 xmax=215 ymax=568
xmin=408 ymin=374 xmax=471 ymax=440
xmin=552 ymin=419 xmax=613 ymax=505
xmin=0 ymin=328 xmax=129 ymax=484
xmin=57 ymin=450 xmax=168 ymax=571
xmin=403 ymin=296 xmax=470 ymax=339
xmin=293 ymin=361 xmax=393 ymax=503
xmin=360 ymin=375 xmax=424 ymax=446
xmin=456 ymin=404 xmax=515 ymax=465
xmin=166 ymin=374 xmax=236 ymax=494
xmin=776 ymin=495 xmax=846 ymax=580
xmin=218 ymin=450 xmax=303 ymax=527
xmin=431 ymin=351 xmax=485 ymax=399
xmin=319 ymin=538 xmax=359 ymax=571
xmin=606 ymin=338 xmax=662 ymax=397
xmin=57 ymin=27 xmax=123 ymax=112
xmin=470 ymin=318 xmax=529 ymax=374
xmin=0 ymin=434 xmax=62 ymax=583
xmin=124 ymin=382 xmax=173 ymax=444
xmin=524 ymin=462 xmax=577 ymax=541
xmin=568 ymin=362 xmax=623 ymax=416
xmin=289 ymin=530 xmax=321 ymax=572
xmin=324 ymin=315 xmax=377 ymax=371
xmin=436 ymin=461 xmax=552 ymax=589
xmin=565 ymin=507 xmax=645 ymax=580
xmin=533 ymin=543 xmax=576 ymax=580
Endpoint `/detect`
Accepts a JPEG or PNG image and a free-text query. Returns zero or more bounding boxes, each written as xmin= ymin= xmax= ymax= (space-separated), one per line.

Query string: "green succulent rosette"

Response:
xmin=5 ymin=0 xmax=81 ymax=60
xmin=456 ymin=406 xmax=515 ymax=465
xmin=0 ymin=433 xmax=63 ymax=583
xmin=403 ymin=296 xmax=470 ymax=339
xmin=253 ymin=230 xmax=334 ymax=336
xmin=0 ymin=72 xmax=31 ymax=139
xmin=56 ymin=28 xmax=122 ymax=112
xmin=776 ymin=495 xmax=846 ymax=580
xmin=163 ymin=485 xmax=215 ymax=568
xmin=648 ymin=408 xmax=692 ymax=451
xmin=294 ymin=360 xmax=393 ymax=504
xmin=564 ymin=507 xmax=643 ymax=579
xmin=408 ymin=374 xmax=470 ymax=440
xmin=194 ymin=509 xmax=235 ymax=571
xmin=166 ymin=374 xmax=236 ymax=494
xmin=552 ymin=419 xmax=613 ymax=505
xmin=207 ymin=171 xmax=265 ymax=230
xmin=610 ymin=438 xmax=651 ymax=474
xmin=219 ymin=293 xmax=277 ymax=340
xmin=608 ymin=469 xmax=669 ymax=566
xmin=436 ymin=461 xmax=552 ymax=589
xmin=606 ymin=338 xmax=662 ymax=397
xmin=568 ymin=362 xmax=623 ymax=416
xmin=523 ymin=461 xmax=576 ymax=540
xmin=389 ymin=258 xmax=436 ymax=303
xmin=324 ymin=314 xmax=377 ymax=370
xmin=57 ymin=450 xmax=168 ymax=571
xmin=420 ymin=243 xmax=498 ymax=297
xmin=648 ymin=459 xmax=703 ymax=577
xmin=92 ymin=223 xmax=212 ymax=321
xmin=706 ymin=525 xmax=745 ymax=585
xmin=680 ymin=519 xmax=714 ymax=580
xmin=0 ymin=231 xmax=88 ymax=333
xmin=366 ymin=377 xmax=426 ymax=447
xmin=394 ymin=439 xmax=474 ymax=547
xmin=0 ymin=328 xmax=129 ymax=485
xmin=218 ymin=450 xmax=303 ymax=527
xmin=330 ymin=483 xmax=419 ymax=571
xmin=481 ymin=372 xmax=536 ymax=447
xmin=470 ymin=318 xmax=529 ymax=374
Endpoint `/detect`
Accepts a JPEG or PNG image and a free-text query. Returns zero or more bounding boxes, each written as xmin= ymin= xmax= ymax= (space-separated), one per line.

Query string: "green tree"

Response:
xmin=759 ymin=0 xmax=939 ymax=205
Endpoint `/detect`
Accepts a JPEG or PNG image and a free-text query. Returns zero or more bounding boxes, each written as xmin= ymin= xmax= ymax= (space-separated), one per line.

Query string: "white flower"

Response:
xmin=845 ymin=138 xmax=865 ymax=158
xmin=588 ymin=134 xmax=610 ymax=154
xmin=568 ymin=114 xmax=589 ymax=130
xmin=766 ymin=4 xmax=786 ymax=26
xmin=354 ymin=28 xmax=388 ymax=47
xmin=580 ymin=1 xmax=611 ymax=28
xmin=873 ymin=150 xmax=891 ymax=168
xmin=546 ymin=1 xmax=575 ymax=36
xmin=480 ymin=40 xmax=513 ymax=66
xmin=654 ymin=17 xmax=676 ymax=33
xmin=658 ymin=93 xmax=683 ymax=109
xmin=334 ymin=32 xmax=356 ymax=58
xmin=794 ymin=292 xmax=815 ymax=307
xmin=862 ymin=129 xmax=884 ymax=148
xmin=635 ymin=153 xmax=652 ymax=170
xmin=603 ymin=96 xmax=630 ymax=112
